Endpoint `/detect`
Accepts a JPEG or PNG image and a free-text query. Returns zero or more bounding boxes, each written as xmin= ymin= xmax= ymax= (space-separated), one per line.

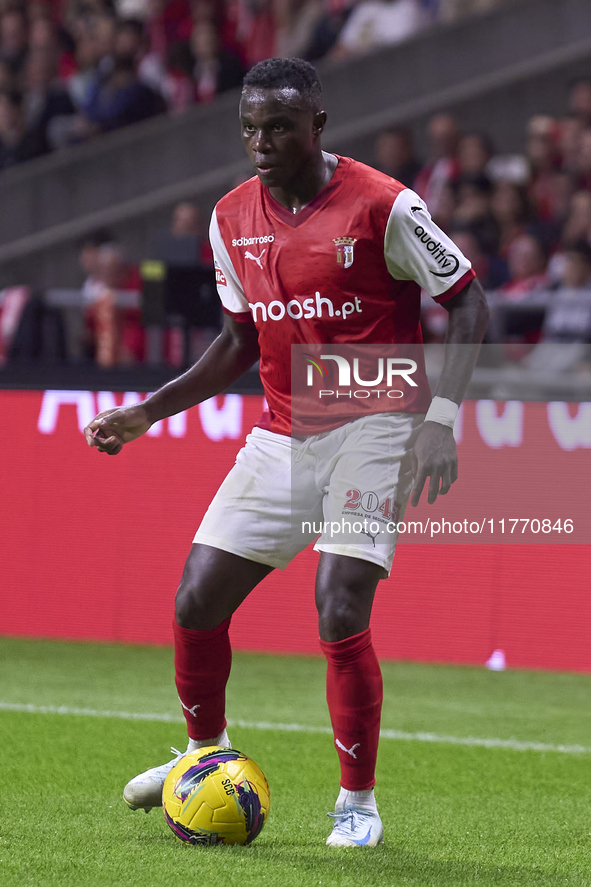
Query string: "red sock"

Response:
xmin=173 ymin=618 xmax=232 ymax=741
xmin=319 ymin=628 xmax=383 ymax=791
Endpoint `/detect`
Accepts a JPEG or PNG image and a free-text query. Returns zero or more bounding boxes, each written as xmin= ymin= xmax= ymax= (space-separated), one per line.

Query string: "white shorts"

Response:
xmin=194 ymin=412 xmax=424 ymax=574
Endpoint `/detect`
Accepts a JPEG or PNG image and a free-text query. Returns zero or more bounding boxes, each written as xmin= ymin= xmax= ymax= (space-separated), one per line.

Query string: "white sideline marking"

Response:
xmin=1 ymin=701 xmax=589 ymax=755
xmin=0 ymin=702 xmax=185 ymax=723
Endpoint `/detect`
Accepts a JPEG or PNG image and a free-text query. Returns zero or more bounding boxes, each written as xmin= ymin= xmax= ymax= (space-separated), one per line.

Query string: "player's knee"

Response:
xmin=317 ymin=594 xmax=367 ymax=642
xmin=175 ymin=583 xmax=215 ymax=630
xmin=316 ymin=560 xmax=381 ymax=641
xmin=174 ymin=586 xmax=197 ymax=628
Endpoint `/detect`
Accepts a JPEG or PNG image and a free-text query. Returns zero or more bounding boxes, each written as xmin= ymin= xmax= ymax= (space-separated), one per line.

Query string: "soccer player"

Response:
xmin=85 ymin=57 xmax=489 ymax=847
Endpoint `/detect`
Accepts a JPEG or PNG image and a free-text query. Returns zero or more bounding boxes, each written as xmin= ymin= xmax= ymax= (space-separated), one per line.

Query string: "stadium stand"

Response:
xmin=0 ymin=0 xmax=590 ymax=396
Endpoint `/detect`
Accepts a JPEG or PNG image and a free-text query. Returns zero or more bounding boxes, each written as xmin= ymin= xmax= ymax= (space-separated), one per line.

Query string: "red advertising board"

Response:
xmin=0 ymin=390 xmax=589 ymax=671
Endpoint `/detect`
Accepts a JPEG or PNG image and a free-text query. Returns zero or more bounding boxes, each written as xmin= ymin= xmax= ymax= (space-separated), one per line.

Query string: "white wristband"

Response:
xmin=424 ymin=396 xmax=459 ymax=428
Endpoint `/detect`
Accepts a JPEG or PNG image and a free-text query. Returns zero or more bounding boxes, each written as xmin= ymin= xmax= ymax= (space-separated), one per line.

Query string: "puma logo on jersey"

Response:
xmin=335 ymin=738 xmax=361 ymax=758
xmin=245 ymin=249 xmax=266 ymax=269
xmin=179 ymin=699 xmax=200 ymax=718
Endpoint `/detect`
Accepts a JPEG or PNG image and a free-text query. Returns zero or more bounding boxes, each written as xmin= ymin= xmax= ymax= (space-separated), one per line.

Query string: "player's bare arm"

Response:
xmin=84 ymin=314 xmax=260 ymax=455
xmin=410 ymin=277 xmax=489 ymax=506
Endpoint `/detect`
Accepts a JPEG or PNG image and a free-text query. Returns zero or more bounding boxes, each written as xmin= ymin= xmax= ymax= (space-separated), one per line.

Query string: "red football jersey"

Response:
xmin=210 ymin=155 xmax=474 ymax=436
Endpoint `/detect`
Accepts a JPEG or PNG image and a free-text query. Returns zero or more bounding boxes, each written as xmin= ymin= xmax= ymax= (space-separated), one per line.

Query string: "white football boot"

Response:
xmin=123 ymin=728 xmax=231 ymax=813
xmin=326 ymin=789 xmax=384 ymax=847
xmin=326 ymin=806 xmax=384 ymax=847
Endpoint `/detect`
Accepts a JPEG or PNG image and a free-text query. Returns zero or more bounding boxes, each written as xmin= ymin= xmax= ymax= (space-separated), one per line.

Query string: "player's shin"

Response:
xmin=319 ymin=628 xmax=383 ymax=793
xmin=173 ymin=618 xmax=232 ymax=741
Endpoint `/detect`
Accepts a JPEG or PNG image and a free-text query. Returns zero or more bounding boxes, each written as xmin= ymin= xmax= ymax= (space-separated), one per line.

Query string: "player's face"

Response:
xmin=239 ymin=88 xmax=325 ymax=189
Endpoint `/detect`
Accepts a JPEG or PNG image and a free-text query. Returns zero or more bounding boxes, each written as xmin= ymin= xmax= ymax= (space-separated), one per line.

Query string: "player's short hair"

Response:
xmin=242 ymin=58 xmax=323 ymax=111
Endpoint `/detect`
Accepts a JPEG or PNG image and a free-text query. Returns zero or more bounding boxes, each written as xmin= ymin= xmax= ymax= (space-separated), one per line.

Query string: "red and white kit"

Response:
xmin=211 ymin=154 xmax=474 ymax=436
xmin=183 ymin=157 xmax=474 ymax=799
xmin=195 ymin=156 xmax=474 ymax=573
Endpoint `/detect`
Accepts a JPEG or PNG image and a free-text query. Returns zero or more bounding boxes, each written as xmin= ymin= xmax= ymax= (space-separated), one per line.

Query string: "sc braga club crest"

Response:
xmin=333 ymin=237 xmax=357 ymax=269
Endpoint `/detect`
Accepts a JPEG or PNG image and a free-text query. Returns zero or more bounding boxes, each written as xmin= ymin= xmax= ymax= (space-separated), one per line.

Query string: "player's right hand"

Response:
xmin=84 ymin=405 xmax=152 ymax=455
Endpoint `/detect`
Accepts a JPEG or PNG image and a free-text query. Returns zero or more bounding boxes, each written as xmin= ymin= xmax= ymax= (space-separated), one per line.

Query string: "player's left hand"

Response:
xmin=410 ymin=422 xmax=458 ymax=506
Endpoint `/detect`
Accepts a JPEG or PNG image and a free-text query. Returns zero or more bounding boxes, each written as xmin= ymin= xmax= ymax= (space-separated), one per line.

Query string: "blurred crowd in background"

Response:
xmin=0 ymin=0 xmax=589 ymax=374
xmin=378 ymin=78 xmax=591 ymax=366
xmin=0 ymin=0 xmax=511 ymax=167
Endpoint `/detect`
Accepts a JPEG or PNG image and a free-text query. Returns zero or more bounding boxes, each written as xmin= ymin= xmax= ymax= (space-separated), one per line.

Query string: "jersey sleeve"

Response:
xmin=209 ymin=206 xmax=252 ymax=318
xmin=384 ymin=188 xmax=475 ymax=302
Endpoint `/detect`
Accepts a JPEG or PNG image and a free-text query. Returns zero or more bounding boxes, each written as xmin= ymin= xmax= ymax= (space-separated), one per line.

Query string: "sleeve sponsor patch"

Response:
xmin=215 ymin=262 xmax=227 ymax=287
xmin=384 ymin=189 xmax=472 ymax=299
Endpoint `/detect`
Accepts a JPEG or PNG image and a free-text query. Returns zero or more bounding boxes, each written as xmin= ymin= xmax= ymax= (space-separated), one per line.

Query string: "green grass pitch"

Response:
xmin=0 ymin=636 xmax=590 ymax=886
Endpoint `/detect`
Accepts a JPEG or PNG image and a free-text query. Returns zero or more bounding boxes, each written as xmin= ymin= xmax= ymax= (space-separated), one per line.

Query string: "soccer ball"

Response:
xmin=162 ymin=746 xmax=270 ymax=846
